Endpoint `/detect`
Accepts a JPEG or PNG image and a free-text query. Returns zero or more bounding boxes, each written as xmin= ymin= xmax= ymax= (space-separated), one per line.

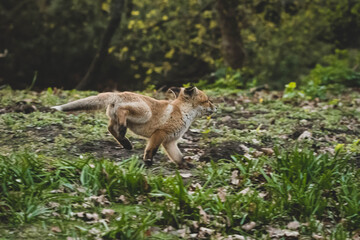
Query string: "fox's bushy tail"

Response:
xmin=51 ymin=93 xmax=115 ymax=111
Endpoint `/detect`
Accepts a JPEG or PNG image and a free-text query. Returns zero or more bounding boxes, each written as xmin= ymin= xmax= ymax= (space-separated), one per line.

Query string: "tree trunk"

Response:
xmin=76 ymin=0 xmax=124 ymax=90
xmin=215 ymin=0 xmax=245 ymax=69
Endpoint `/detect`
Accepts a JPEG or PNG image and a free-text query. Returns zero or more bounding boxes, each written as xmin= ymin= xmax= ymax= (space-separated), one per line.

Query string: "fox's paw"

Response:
xmin=143 ymin=159 xmax=153 ymax=167
xmin=119 ymin=137 xmax=133 ymax=150
xmin=178 ymin=159 xmax=195 ymax=169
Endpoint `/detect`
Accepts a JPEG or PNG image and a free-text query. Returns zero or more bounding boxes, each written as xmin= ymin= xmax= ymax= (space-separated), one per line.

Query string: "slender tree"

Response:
xmin=215 ymin=0 xmax=246 ymax=69
xmin=76 ymin=0 xmax=125 ymax=90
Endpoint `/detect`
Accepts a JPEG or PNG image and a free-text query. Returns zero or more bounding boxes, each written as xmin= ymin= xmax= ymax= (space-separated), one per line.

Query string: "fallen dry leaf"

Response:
xmin=50 ymin=188 xmax=64 ymax=193
xmin=217 ymin=187 xmax=227 ymax=202
xmin=261 ymin=148 xmax=274 ymax=156
xmin=76 ymin=186 xmax=87 ymax=193
xmin=222 ymin=235 xmax=247 ymax=240
xmin=189 ymin=182 xmax=202 ymax=191
xmin=298 ymin=130 xmax=312 ymax=140
xmin=239 ymin=187 xmax=252 ymax=195
xmin=97 ymin=195 xmax=110 ymax=205
xmin=312 ymin=233 xmax=324 ymax=240
xmin=287 ymin=220 xmax=300 ymax=230
xmin=146 ymin=226 xmax=161 ymax=237
xmin=189 ymin=233 xmax=198 ymax=238
xmin=352 ymin=231 xmax=360 ymax=240
xmin=244 ymin=153 xmax=253 ymax=160
xmin=192 ymin=220 xmax=199 ymax=230
xmin=85 ymin=213 xmax=99 ymax=221
xmin=231 ymin=170 xmax=240 ymax=185
xmin=221 ymin=115 xmax=232 ymax=122
xmin=242 ymin=221 xmax=256 ymax=231
xmin=284 ymin=230 xmax=300 ymax=237
xmin=89 ymin=227 xmax=101 ymax=235
xmin=299 ymin=119 xmax=309 ymax=126
xmin=267 ymin=227 xmax=299 ymax=238
xmin=51 ymin=226 xmax=61 ymax=233
xmin=48 ymin=202 xmax=60 ymax=208
xmin=117 ymin=195 xmax=129 ymax=204
xmin=163 ymin=226 xmax=175 ymax=232
xmin=86 ymin=195 xmax=110 ymax=206
xmin=52 ymin=212 xmax=60 ymax=217
xmin=239 ymin=144 xmax=250 ymax=153
xmin=175 ymin=228 xmax=187 ymax=238
xmin=101 ymin=208 xmax=115 ymax=217
xmin=136 ymin=195 xmax=147 ymax=204
xmin=74 ymin=212 xmax=85 ymax=218
xmin=252 ymin=151 xmax=264 ymax=157
xmin=197 ymin=206 xmax=209 ymax=224
xmin=179 ymin=172 xmax=192 ymax=178
xmin=199 ymin=227 xmax=215 ymax=235
xmin=258 ymin=192 xmax=268 ymax=198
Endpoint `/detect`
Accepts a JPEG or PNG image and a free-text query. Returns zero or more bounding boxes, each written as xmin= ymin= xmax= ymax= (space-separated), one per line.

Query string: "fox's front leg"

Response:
xmin=143 ymin=130 xmax=167 ymax=166
xmin=107 ymin=108 xmax=133 ymax=150
xmin=163 ymin=140 xmax=190 ymax=168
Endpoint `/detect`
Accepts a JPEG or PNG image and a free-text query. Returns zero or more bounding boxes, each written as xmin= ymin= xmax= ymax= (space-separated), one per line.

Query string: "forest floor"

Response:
xmin=0 ymin=87 xmax=359 ymax=239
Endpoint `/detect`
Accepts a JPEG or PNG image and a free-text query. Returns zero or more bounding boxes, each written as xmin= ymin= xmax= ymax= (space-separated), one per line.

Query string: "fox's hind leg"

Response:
xmin=108 ymin=120 xmax=133 ymax=150
xmin=115 ymin=108 xmax=133 ymax=150
xmin=107 ymin=108 xmax=133 ymax=150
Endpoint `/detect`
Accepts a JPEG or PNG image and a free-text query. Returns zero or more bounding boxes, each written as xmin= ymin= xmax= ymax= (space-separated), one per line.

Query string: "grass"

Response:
xmin=2 ymin=150 xmax=358 ymax=239
xmin=0 ymin=87 xmax=359 ymax=239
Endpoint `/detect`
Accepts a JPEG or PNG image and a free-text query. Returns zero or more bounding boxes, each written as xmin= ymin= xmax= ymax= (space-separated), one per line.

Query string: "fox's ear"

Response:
xmin=184 ymin=86 xmax=198 ymax=97
xmin=167 ymin=87 xmax=181 ymax=99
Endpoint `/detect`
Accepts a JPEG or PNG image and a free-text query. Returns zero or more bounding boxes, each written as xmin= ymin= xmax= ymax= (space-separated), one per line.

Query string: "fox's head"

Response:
xmin=168 ymin=86 xmax=216 ymax=115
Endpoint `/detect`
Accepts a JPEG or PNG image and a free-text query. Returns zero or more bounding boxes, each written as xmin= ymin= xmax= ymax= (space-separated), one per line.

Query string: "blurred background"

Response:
xmin=1 ymin=0 xmax=360 ymax=92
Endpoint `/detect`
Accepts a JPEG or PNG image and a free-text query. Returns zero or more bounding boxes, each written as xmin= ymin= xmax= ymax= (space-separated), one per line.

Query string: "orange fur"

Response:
xmin=52 ymin=87 xmax=216 ymax=167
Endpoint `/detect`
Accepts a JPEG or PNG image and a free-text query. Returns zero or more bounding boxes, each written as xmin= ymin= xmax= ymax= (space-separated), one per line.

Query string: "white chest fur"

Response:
xmin=179 ymin=107 xmax=198 ymax=136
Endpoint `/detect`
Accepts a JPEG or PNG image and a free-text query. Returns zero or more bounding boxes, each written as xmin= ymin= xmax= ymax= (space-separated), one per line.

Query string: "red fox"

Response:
xmin=51 ymin=87 xmax=216 ymax=167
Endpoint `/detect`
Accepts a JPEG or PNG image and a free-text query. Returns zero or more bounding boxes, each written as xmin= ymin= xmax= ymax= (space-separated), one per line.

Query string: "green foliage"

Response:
xmin=77 ymin=156 xmax=148 ymax=199
xmin=1 ymin=89 xmax=360 ymax=238
xmin=103 ymin=207 xmax=156 ymax=240
xmin=338 ymin=174 xmax=360 ymax=229
xmin=282 ymin=82 xmax=305 ymax=100
xmin=0 ymin=152 xmax=59 ymax=223
xmin=3 ymin=0 xmax=360 ymax=89
xmin=301 ymin=50 xmax=360 ymax=99
xmin=261 ymin=148 xmax=359 ymax=225
xmin=0 ymin=152 xmax=146 ymax=223
xmin=199 ymin=160 xmax=233 ymax=188
xmin=0 ymin=0 xmax=107 ymax=88
xmin=118 ymin=0 xmax=360 ymax=89
xmin=330 ymin=224 xmax=349 ymax=240
xmin=197 ymin=67 xmax=259 ymax=90
xmin=150 ymin=172 xmax=198 ymax=227
xmin=282 ymin=50 xmax=360 ymax=100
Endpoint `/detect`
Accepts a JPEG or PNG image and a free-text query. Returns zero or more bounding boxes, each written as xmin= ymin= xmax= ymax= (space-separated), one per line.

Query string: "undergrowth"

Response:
xmin=0 ymin=88 xmax=359 ymax=239
xmin=0 ymin=148 xmax=359 ymax=239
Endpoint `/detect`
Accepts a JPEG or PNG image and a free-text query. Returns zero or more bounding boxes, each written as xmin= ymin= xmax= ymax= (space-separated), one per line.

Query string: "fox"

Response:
xmin=51 ymin=87 xmax=216 ymax=167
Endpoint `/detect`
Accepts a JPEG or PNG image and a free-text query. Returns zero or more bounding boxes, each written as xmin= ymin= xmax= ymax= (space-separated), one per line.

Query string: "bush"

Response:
xmin=301 ymin=49 xmax=360 ymax=99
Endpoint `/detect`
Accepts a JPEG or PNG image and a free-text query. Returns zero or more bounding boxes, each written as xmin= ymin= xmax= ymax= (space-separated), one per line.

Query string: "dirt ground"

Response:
xmin=1 ymin=90 xmax=360 ymax=170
